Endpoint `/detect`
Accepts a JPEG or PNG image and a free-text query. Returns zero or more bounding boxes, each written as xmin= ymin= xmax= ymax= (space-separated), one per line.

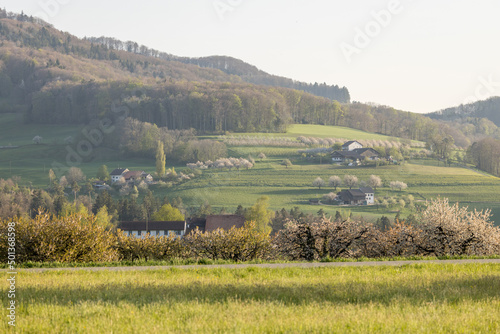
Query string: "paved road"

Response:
xmin=8 ymin=259 xmax=500 ymax=273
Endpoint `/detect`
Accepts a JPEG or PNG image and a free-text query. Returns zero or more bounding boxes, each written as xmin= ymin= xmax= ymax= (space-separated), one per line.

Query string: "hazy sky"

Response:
xmin=2 ymin=0 xmax=499 ymax=113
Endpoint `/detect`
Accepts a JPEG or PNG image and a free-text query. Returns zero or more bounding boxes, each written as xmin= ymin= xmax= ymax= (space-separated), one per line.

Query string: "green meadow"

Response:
xmin=1 ymin=113 xmax=499 ymax=224
xmin=2 ymin=263 xmax=499 ymax=333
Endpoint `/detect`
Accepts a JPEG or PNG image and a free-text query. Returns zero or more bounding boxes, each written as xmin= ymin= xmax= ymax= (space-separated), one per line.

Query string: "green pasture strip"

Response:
xmin=2 ymin=263 xmax=499 ymax=333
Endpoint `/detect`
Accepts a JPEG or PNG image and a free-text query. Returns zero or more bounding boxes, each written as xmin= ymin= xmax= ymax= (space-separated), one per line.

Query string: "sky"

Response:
xmin=1 ymin=0 xmax=499 ymax=113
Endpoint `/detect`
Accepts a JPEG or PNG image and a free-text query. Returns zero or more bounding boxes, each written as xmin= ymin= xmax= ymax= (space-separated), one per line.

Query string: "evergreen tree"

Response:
xmin=92 ymin=190 xmax=114 ymax=214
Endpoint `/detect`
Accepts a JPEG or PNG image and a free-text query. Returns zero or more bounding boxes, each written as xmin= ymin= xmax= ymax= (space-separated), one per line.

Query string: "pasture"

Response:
xmin=0 ymin=114 xmax=499 ymax=224
xmin=2 ymin=263 xmax=499 ymax=333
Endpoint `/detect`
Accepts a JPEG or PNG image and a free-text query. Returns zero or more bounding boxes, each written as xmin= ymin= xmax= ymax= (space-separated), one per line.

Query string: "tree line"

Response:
xmin=2 ymin=198 xmax=499 ymax=264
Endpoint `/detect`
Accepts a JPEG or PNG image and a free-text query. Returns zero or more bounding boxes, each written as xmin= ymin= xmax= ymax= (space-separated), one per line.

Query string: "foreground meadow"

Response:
xmin=2 ymin=263 xmax=499 ymax=333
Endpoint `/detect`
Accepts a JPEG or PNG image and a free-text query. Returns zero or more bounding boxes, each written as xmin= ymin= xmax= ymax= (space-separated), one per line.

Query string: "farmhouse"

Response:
xmin=110 ymin=168 xmax=153 ymax=184
xmin=359 ymin=187 xmax=375 ymax=205
xmin=332 ymin=142 xmax=380 ymax=164
xmin=342 ymin=140 xmax=363 ymax=151
xmin=110 ymin=168 xmax=129 ymax=183
xmin=337 ymin=187 xmax=375 ymax=205
xmin=337 ymin=189 xmax=366 ymax=205
xmin=119 ymin=215 xmax=246 ymax=238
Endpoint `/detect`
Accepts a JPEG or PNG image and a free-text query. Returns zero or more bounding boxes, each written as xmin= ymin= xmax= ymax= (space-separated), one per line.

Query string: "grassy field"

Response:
xmin=1 ymin=113 xmax=499 ymax=224
xmin=287 ymin=124 xmax=399 ymax=140
xmin=153 ymin=158 xmax=500 ymax=224
xmin=2 ymin=263 xmax=499 ymax=333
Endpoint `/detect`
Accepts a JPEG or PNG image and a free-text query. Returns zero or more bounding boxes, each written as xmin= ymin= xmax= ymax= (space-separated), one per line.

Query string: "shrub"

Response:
xmin=275 ymin=218 xmax=372 ymax=261
xmin=114 ymin=233 xmax=185 ymax=261
xmin=183 ymin=221 xmax=273 ymax=261
xmin=415 ymin=198 xmax=500 ymax=256
xmin=0 ymin=213 xmax=119 ymax=263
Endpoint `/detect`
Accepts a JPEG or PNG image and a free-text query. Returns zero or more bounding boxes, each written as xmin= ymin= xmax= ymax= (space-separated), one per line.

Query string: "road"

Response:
xmin=8 ymin=259 xmax=500 ymax=273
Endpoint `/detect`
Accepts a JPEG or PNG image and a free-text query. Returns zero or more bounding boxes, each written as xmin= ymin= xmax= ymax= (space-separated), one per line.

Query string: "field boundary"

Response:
xmin=9 ymin=259 xmax=500 ymax=273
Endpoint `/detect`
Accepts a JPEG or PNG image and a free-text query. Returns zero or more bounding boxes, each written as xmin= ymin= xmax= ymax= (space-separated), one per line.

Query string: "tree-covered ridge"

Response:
xmin=174 ymin=55 xmax=350 ymax=103
xmin=428 ymin=97 xmax=500 ymax=127
xmin=0 ymin=9 xmax=499 ymax=149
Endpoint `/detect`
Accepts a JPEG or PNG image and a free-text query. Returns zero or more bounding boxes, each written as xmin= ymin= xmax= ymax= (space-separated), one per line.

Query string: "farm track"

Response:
xmin=10 ymin=259 xmax=500 ymax=273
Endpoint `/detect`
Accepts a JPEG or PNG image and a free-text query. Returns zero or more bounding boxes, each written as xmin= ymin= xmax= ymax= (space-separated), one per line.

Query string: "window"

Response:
xmin=159 ymin=230 xmax=165 ymax=236
xmin=150 ymin=230 xmax=157 ymax=236
xmin=132 ymin=231 xmax=138 ymax=237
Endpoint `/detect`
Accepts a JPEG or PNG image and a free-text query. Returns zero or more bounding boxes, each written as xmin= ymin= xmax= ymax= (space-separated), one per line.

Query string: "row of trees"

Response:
xmin=312 ymin=175 xmax=384 ymax=190
xmin=2 ymin=199 xmax=499 ymax=263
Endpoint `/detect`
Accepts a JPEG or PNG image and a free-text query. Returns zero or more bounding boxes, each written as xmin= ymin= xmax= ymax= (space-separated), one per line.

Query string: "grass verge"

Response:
xmin=2 ymin=255 xmax=499 ymax=269
xmin=1 ymin=263 xmax=499 ymax=333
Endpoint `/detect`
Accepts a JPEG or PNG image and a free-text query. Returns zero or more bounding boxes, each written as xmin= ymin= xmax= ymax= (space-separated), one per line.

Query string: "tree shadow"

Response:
xmin=19 ymin=273 xmax=500 ymax=307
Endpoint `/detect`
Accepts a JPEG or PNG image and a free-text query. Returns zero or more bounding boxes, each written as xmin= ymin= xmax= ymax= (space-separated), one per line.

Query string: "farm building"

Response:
xmin=119 ymin=215 xmax=246 ymax=238
xmin=342 ymin=141 xmax=363 ymax=151
xmin=332 ymin=142 xmax=380 ymax=164
xmin=110 ymin=168 xmax=153 ymax=184
xmin=337 ymin=187 xmax=375 ymax=205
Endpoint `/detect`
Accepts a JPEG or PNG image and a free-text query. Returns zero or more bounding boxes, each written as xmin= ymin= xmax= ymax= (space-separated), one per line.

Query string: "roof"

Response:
xmin=122 ymin=170 xmax=143 ymax=180
xmin=342 ymin=141 xmax=362 ymax=147
xmin=110 ymin=168 xmax=128 ymax=176
xmin=332 ymin=151 xmax=361 ymax=157
xmin=352 ymin=148 xmax=379 ymax=155
xmin=186 ymin=217 xmax=207 ymax=234
xmin=337 ymin=189 xmax=366 ymax=201
xmin=118 ymin=221 xmax=186 ymax=231
xmin=359 ymin=187 xmax=374 ymax=194
xmin=331 ymin=151 xmax=362 ymax=160
xmin=205 ymin=215 xmax=245 ymax=232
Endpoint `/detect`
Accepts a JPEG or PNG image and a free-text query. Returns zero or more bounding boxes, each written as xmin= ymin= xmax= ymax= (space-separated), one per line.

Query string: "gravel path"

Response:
xmin=8 ymin=259 xmax=500 ymax=273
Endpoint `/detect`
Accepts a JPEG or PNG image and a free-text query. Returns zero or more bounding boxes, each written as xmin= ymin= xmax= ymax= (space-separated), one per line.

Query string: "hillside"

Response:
xmin=0 ymin=10 xmax=438 ymax=142
xmin=428 ymin=97 xmax=500 ymax=126
xmin=0 ymin=9 xmax=499 ymax=154
xmin=175 ymin=55 xmax=350 ymax=102
xmin=0 ymin=11 xmax=357 ymax=134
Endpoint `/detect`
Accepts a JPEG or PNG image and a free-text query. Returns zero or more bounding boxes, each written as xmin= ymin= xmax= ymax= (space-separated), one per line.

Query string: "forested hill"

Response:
xmin=0 ymin=10 xmax=498 ymax=147
xmin=428 ymin=97 xmax=500 ymax=126
xmin=174 ymin=56 xmax=350 ymax=103
xmin=83 ymin=38 xmax=351 ymax=103
xmin=0 ymin=11 xmax=347 ymax=132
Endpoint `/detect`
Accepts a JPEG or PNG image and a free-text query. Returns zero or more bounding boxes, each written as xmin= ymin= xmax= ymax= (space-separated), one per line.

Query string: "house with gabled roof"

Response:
xmin=342 ymin=141 xmax=363 ymax=151
xmin=332 ymin=142 xmax=380 ymax=164
xmin=110 ymin=168 xmax=153 ymax=184
xmin=110 ymin=168 xmax=129 ymax=183
xmin=337 ymin=187 xmax=375 ymax=205
xmin=359 ymin=187 xmax=375 ymax=204
xmin=337 ymin=189 xmax=366 ymax=205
